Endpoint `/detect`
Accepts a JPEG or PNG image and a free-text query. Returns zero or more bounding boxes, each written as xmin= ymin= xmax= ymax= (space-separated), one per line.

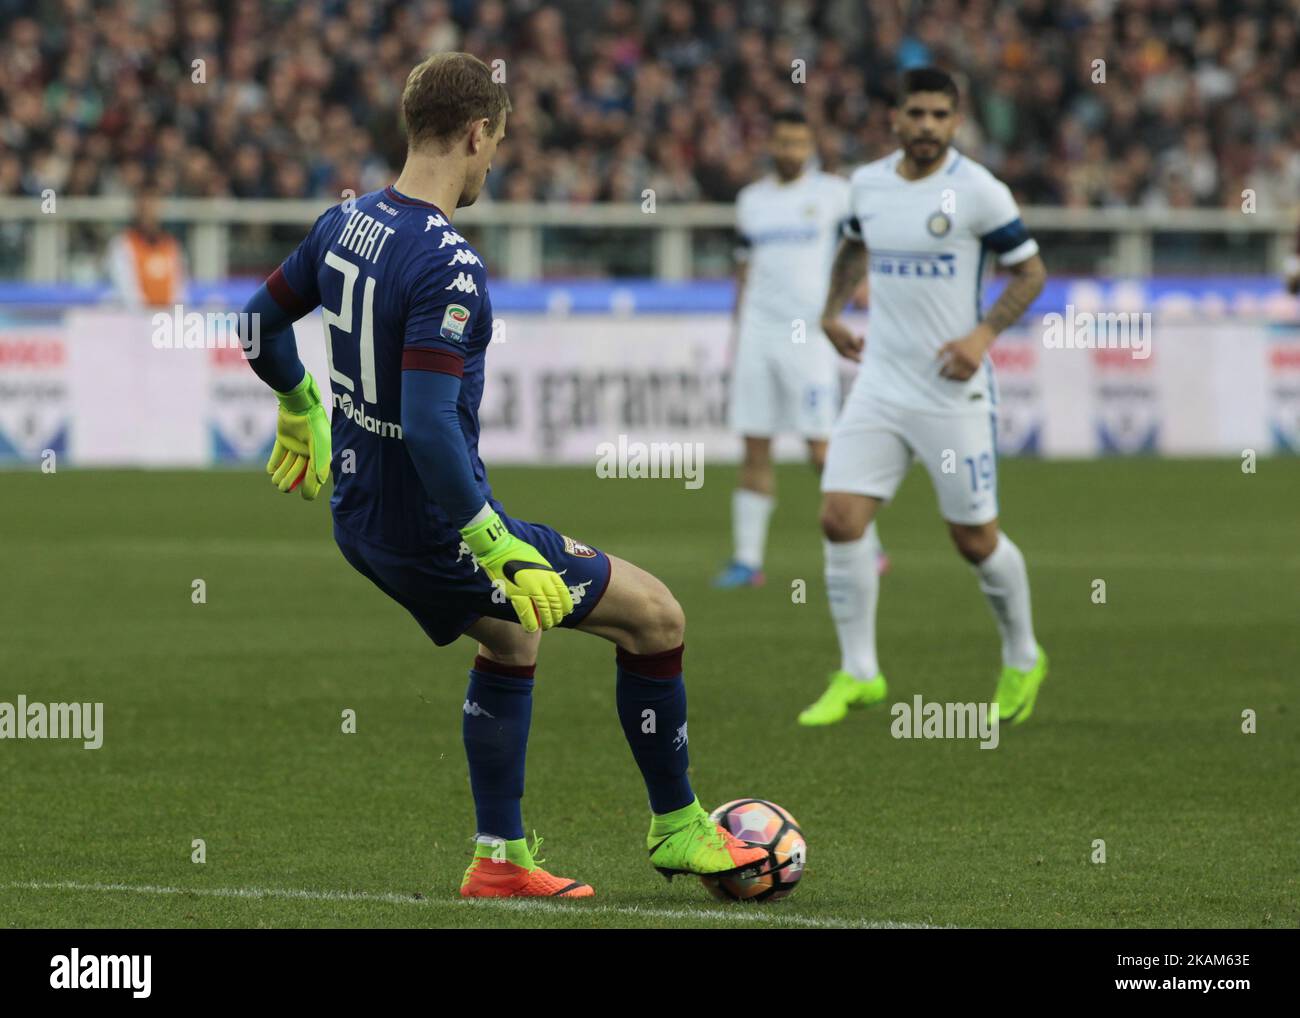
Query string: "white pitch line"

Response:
xmin=1 ymin=880 xmax=939 ymax=929
xmin=456 ymin=897 xmax=939 ymax=928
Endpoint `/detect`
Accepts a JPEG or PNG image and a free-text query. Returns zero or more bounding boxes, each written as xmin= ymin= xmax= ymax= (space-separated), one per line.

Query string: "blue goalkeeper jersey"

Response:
xmin=269 ymin=186 xmax=496 ymax=552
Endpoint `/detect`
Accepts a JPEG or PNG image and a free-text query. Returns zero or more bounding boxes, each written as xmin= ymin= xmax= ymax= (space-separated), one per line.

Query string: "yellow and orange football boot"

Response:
xmin=647 ymin=798 xmax=770 ymax=880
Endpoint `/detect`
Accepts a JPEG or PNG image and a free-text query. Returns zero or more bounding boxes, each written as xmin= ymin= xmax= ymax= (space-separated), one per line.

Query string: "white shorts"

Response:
xmin=728 ymin=334 xmax=839 ymax=439
xmin=821 ymin=393 xmax=1000 ymax=525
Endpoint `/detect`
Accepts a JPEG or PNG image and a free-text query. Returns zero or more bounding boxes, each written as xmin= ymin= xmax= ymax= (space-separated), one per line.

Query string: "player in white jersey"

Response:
xmin=715 ymin=109 xmax=887 ymax=588
xmin=798 ymin=68 xmax=1049 ymax=727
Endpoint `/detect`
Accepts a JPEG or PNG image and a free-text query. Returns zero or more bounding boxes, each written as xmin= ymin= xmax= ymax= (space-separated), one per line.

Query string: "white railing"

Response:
xmin=0 ymin=197 xmax=1294 ymax=281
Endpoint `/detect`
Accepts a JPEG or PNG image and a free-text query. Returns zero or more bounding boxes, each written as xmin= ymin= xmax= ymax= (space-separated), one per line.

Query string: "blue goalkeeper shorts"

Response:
xmin=333 ymin=515 xmax=613 ymax=646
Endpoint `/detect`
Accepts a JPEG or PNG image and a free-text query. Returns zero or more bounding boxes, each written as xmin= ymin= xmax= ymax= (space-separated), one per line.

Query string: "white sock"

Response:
xmin=732 ymin=488 xmax=774 ymax=570
xmin=823 ymin=530 xmax=880 ymax=681
xmin=974 ymin=533 xmax=1039 ymax=671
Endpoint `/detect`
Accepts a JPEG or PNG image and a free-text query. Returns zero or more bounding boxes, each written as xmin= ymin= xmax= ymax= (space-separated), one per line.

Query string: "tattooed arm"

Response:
xmin=820 ymin=237 xmax=869 ymax=362
xmin=937 ymin=253 xmax=1047 ymax=381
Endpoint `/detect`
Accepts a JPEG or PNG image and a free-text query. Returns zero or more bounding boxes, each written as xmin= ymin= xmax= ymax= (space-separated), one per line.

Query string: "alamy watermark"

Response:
xmin=595 ymin=434 xmax=704 ymax=489
xmin=151 ymin=304 xmax=260 ymax=358
xmin=50 ymin=949 xmax=150 ymax=997
xmin=1041 ymin=304 xmax=1151 ymax=360
xmin=0 ymin=695 xmax=103 ymax=749
xmin=891 ymin=695 xmax=999 ymax=749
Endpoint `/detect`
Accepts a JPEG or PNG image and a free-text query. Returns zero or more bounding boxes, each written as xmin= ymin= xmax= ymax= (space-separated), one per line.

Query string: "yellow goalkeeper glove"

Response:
xmin=460 ymin=510 xmax=574 ymax=633
xmin=267 ymin=372 xmax=331 ymax=500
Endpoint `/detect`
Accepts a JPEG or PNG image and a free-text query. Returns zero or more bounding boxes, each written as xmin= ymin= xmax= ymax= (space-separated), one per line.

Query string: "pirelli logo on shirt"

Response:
xmin=440 ymin=303 xmax=470 ymax=342
xmin=869 ymin=250 xmax=956 ymax=278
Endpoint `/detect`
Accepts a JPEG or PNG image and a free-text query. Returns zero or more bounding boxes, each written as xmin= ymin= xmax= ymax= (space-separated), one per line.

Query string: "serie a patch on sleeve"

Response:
xmin=439 ymin=303 xmax=470 ymax=342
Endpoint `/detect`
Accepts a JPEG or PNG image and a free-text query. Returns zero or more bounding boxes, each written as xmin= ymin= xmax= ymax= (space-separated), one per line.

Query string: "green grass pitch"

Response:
xmin=1 ymin=460 xmax=1296 ymax=928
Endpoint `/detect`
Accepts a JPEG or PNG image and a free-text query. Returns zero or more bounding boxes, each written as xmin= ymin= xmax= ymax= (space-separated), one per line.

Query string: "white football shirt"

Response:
xmin=844 ymin=148 xmax=1038 ymax=412
xmin=736 ymin=170 xmax=850 ymax=344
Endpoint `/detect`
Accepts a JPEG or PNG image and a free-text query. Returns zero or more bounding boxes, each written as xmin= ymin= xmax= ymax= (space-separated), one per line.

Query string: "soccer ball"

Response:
xmin=701 ymin=798 xmax=806 ymax=903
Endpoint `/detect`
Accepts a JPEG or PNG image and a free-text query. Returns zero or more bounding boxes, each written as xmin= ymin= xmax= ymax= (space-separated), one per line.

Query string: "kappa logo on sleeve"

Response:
xmin=444 ymin=271 xmax=479 ymax=295
xmin=439 ymin=303 xmax=471 ymax=342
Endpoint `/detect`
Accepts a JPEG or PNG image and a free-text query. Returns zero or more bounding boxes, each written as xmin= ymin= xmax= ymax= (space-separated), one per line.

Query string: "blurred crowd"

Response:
xmin=3 ymin=0 xmax=1300 ymax=211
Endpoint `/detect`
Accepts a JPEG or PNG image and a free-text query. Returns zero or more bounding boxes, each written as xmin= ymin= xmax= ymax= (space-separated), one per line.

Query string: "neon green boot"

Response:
xmin=992 ymin=646 xmax=1048 ymax=726
xmin=798 ymin=671 xmax=888 ymax=726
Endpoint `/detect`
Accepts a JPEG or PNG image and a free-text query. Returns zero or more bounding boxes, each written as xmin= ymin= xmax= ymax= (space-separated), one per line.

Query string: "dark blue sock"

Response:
xmin=616 ymin=644 xmax=695 ymax=814
xmin=462 ymin=657 xmax=534 ymax=841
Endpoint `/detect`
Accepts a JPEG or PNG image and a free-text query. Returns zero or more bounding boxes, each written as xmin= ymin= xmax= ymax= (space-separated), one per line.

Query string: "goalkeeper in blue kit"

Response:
xmin=241 ymin=53 xmax=765 ymax=898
